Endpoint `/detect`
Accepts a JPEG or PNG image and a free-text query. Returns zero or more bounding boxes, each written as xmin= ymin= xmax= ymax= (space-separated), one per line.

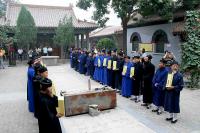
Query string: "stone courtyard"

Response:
xmin=0 ymin=63 xmax=200 ymax=133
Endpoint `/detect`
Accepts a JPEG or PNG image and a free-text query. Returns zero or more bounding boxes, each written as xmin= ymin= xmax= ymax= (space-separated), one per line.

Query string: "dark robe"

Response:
xmin=33 ymin=75 xmax=42 ymax=118
xmin=71 ymin=52 xmax=76 ymax=68
xmin=89 ymin=57 xmax=95 ymax=78
xmin=115 ymin=57 xmax=124 ymax=90
xmin=164 ymin=71 xmax=184 ymax=113
xmin=38 ymin=94 xmax=62 ymax=133
xmin=111 ymin=55 xmax=118 ymax=89
xmin=78 ymin=53 xmax=87 ymax=74
xmin=142 ymin=61 xmax=155 ymax=104
xmin=27 ymin=66 xmax=35 ymax=113
xmin=106 ymin=56 xmax=113 ymax=86
xmin=132 ymin=62 xmax=143 ymax=96
xmin=74 ymin=52 xmax=79 ymax=71
xmin=152 ymin=67 xmax=168 ymax=107
xmin=102 ymin=56 xmax=108 ymax=85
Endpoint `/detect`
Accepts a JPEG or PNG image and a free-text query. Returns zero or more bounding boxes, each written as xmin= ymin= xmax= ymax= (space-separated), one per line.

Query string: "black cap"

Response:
xmin=118 ymin=52 xmax=123 ymax=57
xmin=107 ymin=50 xmax=111 ymax=55
xmin=171 ymin=60 xmax=179 ymax=66
xmin=40 ymin=78 xmax=52 ymax=91
xmin=38 ymin=66 xmax=48 ymax=73
xmin=160 ymin=59 xmax=167 ymax=64
xmin=27 ymin=59 xmax=35 ymax=65
xmin=147 ymin=55 xmax=153 ymax=60
xmin=34 ymin=63 xmax=42 ymax=72
xmin=133 ymin=55 xmax=140 ymax=59
xmin=125 ymin=56 xmax=130 ymax=59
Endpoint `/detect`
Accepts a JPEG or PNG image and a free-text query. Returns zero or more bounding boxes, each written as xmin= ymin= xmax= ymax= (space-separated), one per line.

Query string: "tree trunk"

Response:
xmin=122 ymin=23 xmax=127 ymax=54
xmin=60 ymin=45 xmax=64 ymax=59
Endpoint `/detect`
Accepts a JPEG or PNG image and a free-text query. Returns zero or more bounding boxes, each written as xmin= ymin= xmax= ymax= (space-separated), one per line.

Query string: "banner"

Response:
xmin=139 ymin=43 xmax=153 ymax=52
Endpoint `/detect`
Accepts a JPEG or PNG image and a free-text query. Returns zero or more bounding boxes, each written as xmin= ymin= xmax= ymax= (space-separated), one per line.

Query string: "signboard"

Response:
xmin=139 ymin=43 xmax=153 ymax=52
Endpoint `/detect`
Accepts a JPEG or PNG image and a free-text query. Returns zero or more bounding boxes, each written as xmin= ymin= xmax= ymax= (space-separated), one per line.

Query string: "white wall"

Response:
xmin=127 ymin=23 xmax=182 ymax=65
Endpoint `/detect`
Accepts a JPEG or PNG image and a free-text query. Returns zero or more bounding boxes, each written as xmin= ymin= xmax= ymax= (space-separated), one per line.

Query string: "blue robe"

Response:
xmin=27 ymin=66 xmax=35 ymax=113
xmin=164 ymin=72 xmax=184 ymax=113
xmin=99 ymin=55 xmax=104 ymax=83
xmin=79 ymin=54 xmax=87 ymax=74
xmin=70 ymin=51 xmax=73 ymax=68
xmin=93 ymin=56 xmax=99 ymax=81
xmin=121 ymin=62 xmax=133 ymax=97
xmin=152 ymin=67 xmax=168 ymax=107
xmin=86 ymin=56 xmax=90 ymax=76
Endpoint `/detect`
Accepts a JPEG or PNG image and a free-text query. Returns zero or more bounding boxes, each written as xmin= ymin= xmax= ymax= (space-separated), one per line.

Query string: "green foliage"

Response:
xmin=77 ymin=0 xmax=110 ymax=27
xmin=139 ymin=0 xmax=173 ymax=19
xmin=15 ymin=6 xmax=37 ymax=49
xmin=96 ymin=38 xmax=116 ymax=50
xmin=138 ymin=0 xmax=200 ymax=19
xmin=181 ymin=10 xmax=200 ymax=88
xmin=53 ymin=16 xmax=75 ymax=46
xmin=112 ymin=0 xmax=137 ymax=25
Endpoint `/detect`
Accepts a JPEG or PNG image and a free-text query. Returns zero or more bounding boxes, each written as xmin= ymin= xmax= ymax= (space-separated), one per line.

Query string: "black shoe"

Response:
xmin=152 ymin=109 xmax=158 ymax=112
xmin=157 ymin=111 xmax=162 ymax=115
xmin=130 ymin=97 xmax=137 ymax=101
xmin=135 ymin=100 xmax=140 ymax=103
xmin=141 ymin=103 xmax=148 ymax=106
xmin=146 ymin=106 xmax=151 ymax=109
xmin=171 ymin=119 xmax=178 ymax=124
xmin=166 ymin=118 xmax=173 ymax=121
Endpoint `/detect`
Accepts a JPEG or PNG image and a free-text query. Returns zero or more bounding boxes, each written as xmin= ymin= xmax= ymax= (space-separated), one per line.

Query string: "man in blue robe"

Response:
xmin=164 ymin=61 xmax=184 ymax=123
xmin=93 ymin=53 xmax=99 ymax=81
xmin=152 ymin=59 xmax=168 ymax=115
xmin=78 ymin=51 xmax=87 ymax=74
xmin=27 ymin=59 xmax=35 ymax=113
xmin=99 ymin=51 xmax=105 ymax=84
xmin=86 ymin=52 xmax=91 ymax=76
xmin=121 ymin=56 xmax=133 ymax=98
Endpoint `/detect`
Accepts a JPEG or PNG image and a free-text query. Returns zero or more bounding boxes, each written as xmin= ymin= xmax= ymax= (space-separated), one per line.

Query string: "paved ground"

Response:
xmin=0 ymin=64 xmax=38 ymax=133
xmin=0 ymin=63 xmax=200 ymax=133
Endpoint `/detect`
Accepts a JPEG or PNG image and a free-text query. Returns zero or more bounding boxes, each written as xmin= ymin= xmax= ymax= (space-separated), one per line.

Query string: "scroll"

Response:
xmin=130 ymin=67 xmax=135 ymax=78
xmin=103 ymin=58 xmax=107 ymax=67
xmin=166 ymin=73 xmax=174 ymax=88
xmin=113 ymin=61 xmax=117 ymax=70
xmin=98 ymin=58 xmax=101 ymax=67
xmin=122 ymin=66 xmax=127 ymax=76
xmin=107 ymin=60 xmax=112 ymax=69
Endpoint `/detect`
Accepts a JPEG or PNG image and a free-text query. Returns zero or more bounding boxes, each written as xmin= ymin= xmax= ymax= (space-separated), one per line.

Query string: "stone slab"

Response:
xmin=64 ymin=89 xmax=116 ymax=117
xmin=41 ymin=56 xmax=59 ymax=66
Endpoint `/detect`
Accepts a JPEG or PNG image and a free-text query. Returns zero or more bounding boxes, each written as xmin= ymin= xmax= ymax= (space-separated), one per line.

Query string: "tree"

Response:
xmin=53 ymin=16 xmax=75 ymax=58
xmin=96 ymin=38 xmax=116 ymax=50
xmin=76 ymin=0 xmax=138 ymax=53
xmin=15 ymin=6 xmax=37 ymax=50
xmin=0 ymin=0 xmax=6 ymax=17
xmin=138 ymin=0 xmax=200 ymax=20
xmin=181 ymin=11 xmax=200 ymax=88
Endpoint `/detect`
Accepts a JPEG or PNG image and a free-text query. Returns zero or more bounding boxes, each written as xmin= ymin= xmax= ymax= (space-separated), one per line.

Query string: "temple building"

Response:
xmin=1 ymin=2 xmax=98 ymax=56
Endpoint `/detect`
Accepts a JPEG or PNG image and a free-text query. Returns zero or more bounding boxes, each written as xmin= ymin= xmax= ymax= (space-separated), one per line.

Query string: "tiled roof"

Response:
xmin=5 ymin=3 xmax=98 ymax=29
xmin=90 ymin=26 xmax=122 ymax=37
